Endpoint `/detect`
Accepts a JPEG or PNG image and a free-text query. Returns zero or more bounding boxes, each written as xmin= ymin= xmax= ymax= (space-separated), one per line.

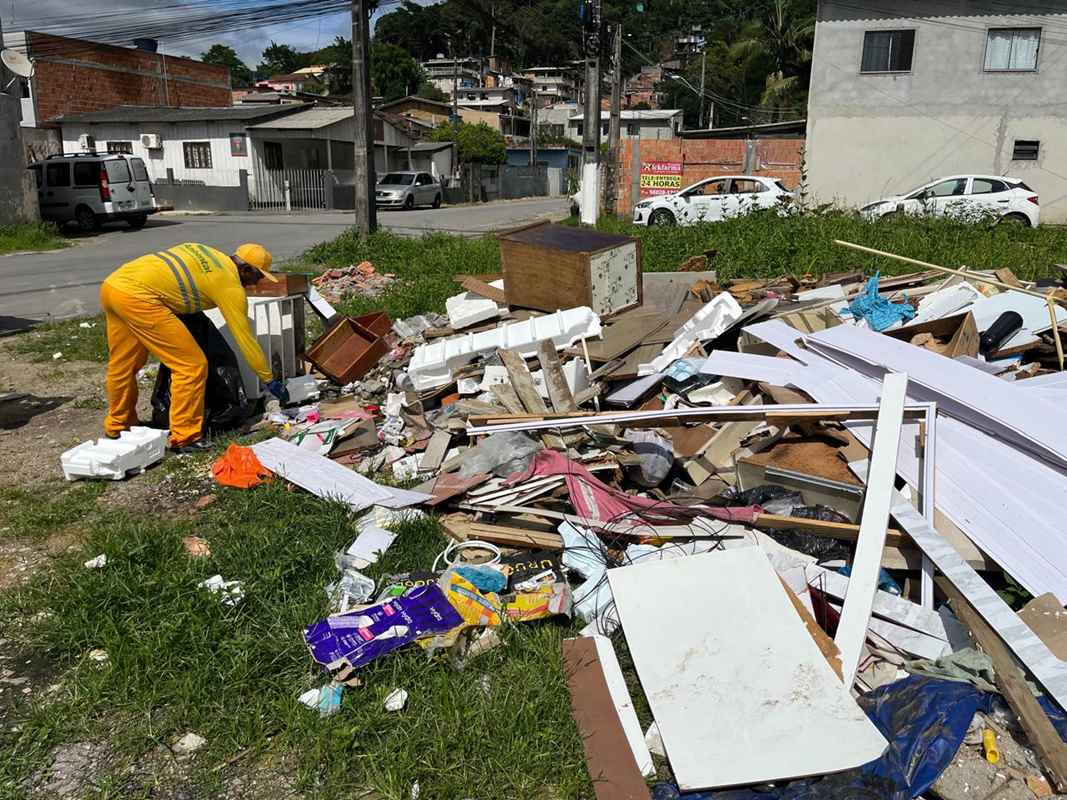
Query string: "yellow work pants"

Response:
xmin=100 ymin=283 xmax=208 ymax=447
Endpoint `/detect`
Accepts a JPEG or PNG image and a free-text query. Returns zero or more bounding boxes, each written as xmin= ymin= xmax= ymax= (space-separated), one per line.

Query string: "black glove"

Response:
xmin=266 ymin=379 xmax=290 ymax=404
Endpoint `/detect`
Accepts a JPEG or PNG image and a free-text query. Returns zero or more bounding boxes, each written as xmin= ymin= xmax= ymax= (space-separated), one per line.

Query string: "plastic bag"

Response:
xmin=151 ymin=311 xmax=257 ymax=432
xmin=624 ymin=429 xmax=673 ymax=488
xmin=458 ymin=431 xmax=542 ymax=478
xmin=211 ymin=443 xmax=271 ymax=489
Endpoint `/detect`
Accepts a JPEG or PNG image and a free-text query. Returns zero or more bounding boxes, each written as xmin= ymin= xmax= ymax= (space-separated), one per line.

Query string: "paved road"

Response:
xmin=0 ymin=197 xmax=569 ymax=326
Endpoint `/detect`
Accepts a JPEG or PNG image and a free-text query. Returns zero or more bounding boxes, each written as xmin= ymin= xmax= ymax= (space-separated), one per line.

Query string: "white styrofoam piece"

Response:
xmin=743 ymin=320 xmax=1067 ymax=603
xmin=701 ymin=350 xmax=802 ymax=386
xmin=808 ymin=323 xmax=1067 ymax=470
xmin=608 ymin=548 xmax=887 ymax=791
xmin=562 ymin=358 xmax=590 ymax=397
xmin=286 ymin=375 xmax=320 ymax=404
xmin=306 ymin=286 xmax=337 ymax=320
xmin=60 ymin=426 xmax=168 ymax=481
xmin=250 ymin=438 xmax=429 ymax=511
xmin=796 ymin=284 xmax=846 ymax=302
xmin=478 ymin=365 xmax=510 ymax=392
xmin=587 ymin=634 xmax=655 ymax=778
xmin=445 ymin=280 xmax=505 ymax=330
xmin=407 ymin=306 xmax=602 ymax=391
xmin=834 ymin=373 xmax=908 ymax=688
xmin=970 ymin=289 xmax=1067 ymax=349
xmin=638 ymin=292 xmax=743 ymax=376
xmin=805 ymin=565 xmax=947 ymax=640
xmin=909 ymin=282 xmax=982 ymax=326
xmin=886 ymin=485 xmax=1067 ymax=712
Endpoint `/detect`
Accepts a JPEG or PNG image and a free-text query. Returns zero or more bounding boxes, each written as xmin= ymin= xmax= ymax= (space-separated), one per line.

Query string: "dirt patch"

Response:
xmin=30 ymin=740 xmax=115 ymax=798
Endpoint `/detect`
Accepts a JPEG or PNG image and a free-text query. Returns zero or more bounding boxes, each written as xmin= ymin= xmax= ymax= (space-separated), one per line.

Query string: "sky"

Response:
xmin=3 ymin=0 xmax=407 ymax=67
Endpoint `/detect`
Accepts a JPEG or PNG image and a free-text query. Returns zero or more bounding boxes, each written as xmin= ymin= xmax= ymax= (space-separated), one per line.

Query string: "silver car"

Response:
xmin=375 ymin=171 xmax=442 ymax=210
xmin=29 ymin=152 xmax=159 ymax=231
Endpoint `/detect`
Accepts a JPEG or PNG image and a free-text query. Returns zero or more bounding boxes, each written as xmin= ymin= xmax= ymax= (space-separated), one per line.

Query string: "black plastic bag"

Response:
xmin=150 ymin=312 xmax=257 ymax=433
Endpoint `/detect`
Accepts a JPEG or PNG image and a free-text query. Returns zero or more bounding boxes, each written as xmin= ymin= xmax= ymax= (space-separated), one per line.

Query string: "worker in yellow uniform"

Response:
xmin=100 ymin=242 xmax=290 ymax=453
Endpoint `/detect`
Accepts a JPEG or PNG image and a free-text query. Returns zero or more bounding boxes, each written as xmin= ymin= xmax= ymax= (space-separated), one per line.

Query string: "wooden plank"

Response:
xmin=753 ymin=513 xmax=908 ymax=548
xmin=537 ymin=341 xmax=579 ymax=412
xmin=608 ymin=549 xmax=887 ymax=790
xmin=834 ymin=373 xmax=908 ymax=688
xmin=499 ymin=348 xmax=565 ymax=450
xmin=781 ymin=577 xmax=843 ymax=680
xmin=583 ymin=311 xmax=668 ymax=362
xmin=459 ymin=275 xmax=508 ymax=304
xmin=562 ymin=637 xmax=653 ymax=800
xmin=939 ymin=577 xmax=1067 ymax=793
xmin=419 ymin=430 xmax=452 ymax=473
xmin=489 ymin=382 xmax=526 ymax=415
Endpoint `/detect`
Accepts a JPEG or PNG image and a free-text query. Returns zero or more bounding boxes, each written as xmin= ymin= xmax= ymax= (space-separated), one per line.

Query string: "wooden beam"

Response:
xmin=537 ymin=340 xmax=579 ymax=413
xmin=458 ymin=275 xmax=508 ymax=304
xmin=938 ymin=577 xmax=1067 ymax=793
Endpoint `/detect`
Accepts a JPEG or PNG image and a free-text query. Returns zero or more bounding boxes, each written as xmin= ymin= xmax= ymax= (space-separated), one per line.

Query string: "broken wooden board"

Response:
xmin=1018 ymin=594 xmax=1067 ymax=661
xmin=562 ymin=637 xmax=653 ymax=800
xmin=781 ymin=577 xmax=843 ymax=680
xmin=458 ymin=275 xmax=508 ymax=304
xmin=939 ymin=577 xmax=1067 ymax=793
xmin=608 ymin=548 xmax=887 ymax=791
xmin=537 ymin=341 xmax=578 ymax=413
xmin=419 ymin=430 xmax=452 ymax=473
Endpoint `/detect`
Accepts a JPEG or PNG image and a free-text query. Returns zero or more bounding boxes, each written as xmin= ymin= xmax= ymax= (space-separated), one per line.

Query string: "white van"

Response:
xmin=29 ymin=152 xmax=159 ymax=231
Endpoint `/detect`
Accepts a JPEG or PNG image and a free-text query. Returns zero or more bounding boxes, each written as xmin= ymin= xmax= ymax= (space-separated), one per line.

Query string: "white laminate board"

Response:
xmin=607 ymin=548 xmax=887 ymax=791
xmin=700 ymin=350 xmax=803 ymax=386
xmin=588 ymin=634 xmax=655 ymax=778
xmin=251 ymin=438 xmax=429 ymax=511
xmin=887 ymin=489 xmax=1067 ymax=713
xmin=834 ymin=373 xmax=908 ymax=687
xmin=808 ymin=324 xmax=1067 ymax=470
xmin=827 ymin=601 xmax=950 ymax=660
xmin=970 ymin=289 xmax=1067 ymax=349
xmin=742 ymin=320 xmax=1067 ymax=602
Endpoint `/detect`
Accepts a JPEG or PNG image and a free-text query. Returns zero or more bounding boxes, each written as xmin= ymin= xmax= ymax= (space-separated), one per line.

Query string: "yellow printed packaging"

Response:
xmin=505 ymin=582 xmax=572 ymax=623
xmin=416 ymin=572 xmax=503 ymax=651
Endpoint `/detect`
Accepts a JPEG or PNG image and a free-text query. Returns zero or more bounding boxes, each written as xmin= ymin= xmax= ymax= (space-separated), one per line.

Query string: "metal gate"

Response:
xmin=250 ymin=168 xmax=328 ymax=212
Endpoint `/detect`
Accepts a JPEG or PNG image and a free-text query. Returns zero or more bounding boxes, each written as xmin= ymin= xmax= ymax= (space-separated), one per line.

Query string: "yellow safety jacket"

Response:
xmin=104 ymin=243 xmax=273 ymax=382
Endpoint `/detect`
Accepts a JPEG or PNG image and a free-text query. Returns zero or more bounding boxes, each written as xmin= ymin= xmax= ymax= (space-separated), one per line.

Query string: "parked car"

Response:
xmin=860 ymin=175 xmax=1040 ymax=227
xmin=375 ymin=171 xmax=442 ymax=210
xmin=29 ymin=152 xmax=159 ymax=232
xmin=632 ymin=175 xmax=795 ymax=226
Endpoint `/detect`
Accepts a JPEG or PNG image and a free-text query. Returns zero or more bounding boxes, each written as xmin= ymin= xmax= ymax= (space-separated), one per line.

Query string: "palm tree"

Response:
xmin=729 ymin=0 xmax=815 ymax=121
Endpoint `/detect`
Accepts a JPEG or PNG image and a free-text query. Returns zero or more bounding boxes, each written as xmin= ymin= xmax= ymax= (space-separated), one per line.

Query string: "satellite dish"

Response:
xmin=1 ymin=49 xmax=35 ymax=79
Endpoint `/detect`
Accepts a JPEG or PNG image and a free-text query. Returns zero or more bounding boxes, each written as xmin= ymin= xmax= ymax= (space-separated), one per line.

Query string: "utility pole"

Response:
xmin=351 ymin=0 xmax=377 ymax=234
xmin=697 ymin=50 xmax=707 ymax=128
xmin=579 ymin=0 xmax=602 ymax=225
xmin=606 ymin=23 xmax=622 ymax=216
xmin=450 ymin=38 xmax=459 ymax=122
xmin=529 ymin=90 xmax=538 ymax=167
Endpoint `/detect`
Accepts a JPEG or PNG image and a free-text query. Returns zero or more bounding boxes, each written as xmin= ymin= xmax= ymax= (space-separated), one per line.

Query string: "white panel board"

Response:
xmin=608 ymin=548 xmax=887 ymax=791
xmin=700 ymin=350 xmax=803 ymax=386
xmin=588 ymin=634 xmax=655 ymax=778
xmin=834 ymin=373 xmax=908 ymax=686
xmin=251 ymin=438 xmax=429 ymax=511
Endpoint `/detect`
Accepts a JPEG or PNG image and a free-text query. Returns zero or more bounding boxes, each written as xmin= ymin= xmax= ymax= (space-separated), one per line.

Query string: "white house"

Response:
xmin=568 ymin=109 xmax=684 ymax=141
xmin=55 ymin=104 xmax=310 ymax=195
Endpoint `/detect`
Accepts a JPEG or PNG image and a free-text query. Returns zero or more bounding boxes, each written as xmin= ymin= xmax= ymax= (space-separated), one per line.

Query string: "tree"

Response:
xmin=416 ymin=81 xmax=450 ymax=103
xmin=430 ymin=121 xmax=506 ymax=164
xmin=318 ymin=36 xmax=353 ymax=95
xmin=730 ymin=0 xmax=814 ymax=119
xmin=200 ymin=44 xmax=253 ymax=88
xmin=370 ymin=43 xmax=425 ymax=102
xmin=258 ymin=41 xmax=303 ymax=77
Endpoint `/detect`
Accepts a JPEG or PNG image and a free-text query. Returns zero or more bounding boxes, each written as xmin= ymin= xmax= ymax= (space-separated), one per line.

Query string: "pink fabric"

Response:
xmin=506 ymin=449 xmax=760 ymax=525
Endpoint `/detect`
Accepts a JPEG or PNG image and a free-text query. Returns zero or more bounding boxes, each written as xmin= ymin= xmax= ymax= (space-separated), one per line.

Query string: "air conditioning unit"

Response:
xmin=140 ymin=133 xmax=162 ymax=149
xmin=77 ymin=133 xmax=96 ymax=151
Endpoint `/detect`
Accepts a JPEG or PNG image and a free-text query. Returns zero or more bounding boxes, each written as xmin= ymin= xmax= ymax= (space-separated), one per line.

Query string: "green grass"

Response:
xmin=8 ymin=316 xmax=108 ymax=363
xmin=295 ymin=210 xmax=1067 ymax=324
xmin=0 ymin=223 xmax=68 ymax=256
xmin=0 ymin=483 xmax=107 ymax=541
xmin=0 ymin=475 xmax=592 ymax=799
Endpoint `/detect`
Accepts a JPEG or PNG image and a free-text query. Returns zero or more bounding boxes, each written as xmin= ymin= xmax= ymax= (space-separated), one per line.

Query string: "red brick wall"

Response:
xmin=28 ymin=33 xmax=231 ymax=124
xmin=614 ymin=136 xmax=805 ymax=215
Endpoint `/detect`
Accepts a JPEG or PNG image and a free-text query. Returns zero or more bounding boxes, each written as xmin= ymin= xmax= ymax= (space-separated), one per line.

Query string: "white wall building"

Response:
xmin=568 ymin=109 xmax=684 ymax=141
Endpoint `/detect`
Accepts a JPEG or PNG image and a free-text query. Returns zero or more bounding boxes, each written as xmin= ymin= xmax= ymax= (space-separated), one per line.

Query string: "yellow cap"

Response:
xmin=235 ymin=243 xmax=277 ymax=282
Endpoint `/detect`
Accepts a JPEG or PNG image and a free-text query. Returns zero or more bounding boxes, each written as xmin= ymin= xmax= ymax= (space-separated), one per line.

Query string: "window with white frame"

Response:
xmin=860 ymin=29 xmax=915 ymax=73
xmin=985 ymin=28 xmax=1041 ymax=71
xmin=183 ymin=141 xmax=212 ymax=170
xmin=107 ymin=141 xmax=133 ymax=154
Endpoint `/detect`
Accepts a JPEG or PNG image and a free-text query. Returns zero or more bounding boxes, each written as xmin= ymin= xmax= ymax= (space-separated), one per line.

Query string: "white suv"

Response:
xmin=861 ymin=175 xmax=1040 ymax=227
xmin=632 ymin=175 xmax=795 ymax=226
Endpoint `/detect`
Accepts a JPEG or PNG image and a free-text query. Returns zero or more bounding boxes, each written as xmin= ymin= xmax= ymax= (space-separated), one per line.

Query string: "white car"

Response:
xmin=861 ymin=175 xmax=1040 ymax=227
xmin=632 ymin=175 xmax=795 ymax=226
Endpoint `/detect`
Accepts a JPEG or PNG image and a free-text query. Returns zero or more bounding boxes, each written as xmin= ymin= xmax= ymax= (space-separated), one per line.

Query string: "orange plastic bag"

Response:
xmin=212 ymin=444 xmax=272 ymax=489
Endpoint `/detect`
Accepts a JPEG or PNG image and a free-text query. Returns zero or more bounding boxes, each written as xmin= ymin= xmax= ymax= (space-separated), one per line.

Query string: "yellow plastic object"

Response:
xmin=983 ymin=729 xmax=1000 ymax=764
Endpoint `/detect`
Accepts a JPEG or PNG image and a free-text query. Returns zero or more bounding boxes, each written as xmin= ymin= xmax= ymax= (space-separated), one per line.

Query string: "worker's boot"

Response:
xmin=170 ymin=440 xmax=212 ymax=455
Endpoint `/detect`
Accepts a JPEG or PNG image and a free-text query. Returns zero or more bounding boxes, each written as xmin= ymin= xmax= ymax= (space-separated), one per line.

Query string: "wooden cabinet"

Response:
xmin=498 ymin=221 xmax=642 ymax=319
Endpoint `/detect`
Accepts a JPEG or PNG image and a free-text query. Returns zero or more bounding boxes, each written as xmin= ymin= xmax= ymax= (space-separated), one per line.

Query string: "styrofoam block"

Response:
xmin=445 ymin=280 xmax=505 ymax=330
xmin=639 ymin=292 xmax=743 ymax=376
xmin=407 ymin=306 xmax=602 ymax=391
xmin=60 ymin=426 xmax=168 ymax=481
xmin=562 ymin=358 xmax=590 ymax=396
xmin=478 ymin=365 xmax=510 ymax=392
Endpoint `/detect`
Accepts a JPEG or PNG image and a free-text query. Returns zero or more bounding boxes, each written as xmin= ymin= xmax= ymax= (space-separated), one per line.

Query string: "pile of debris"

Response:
xmin=65 ymin=222 xmax=1067 ymax=798
xmin=310 ymin=260 xmax=396 ymax=303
